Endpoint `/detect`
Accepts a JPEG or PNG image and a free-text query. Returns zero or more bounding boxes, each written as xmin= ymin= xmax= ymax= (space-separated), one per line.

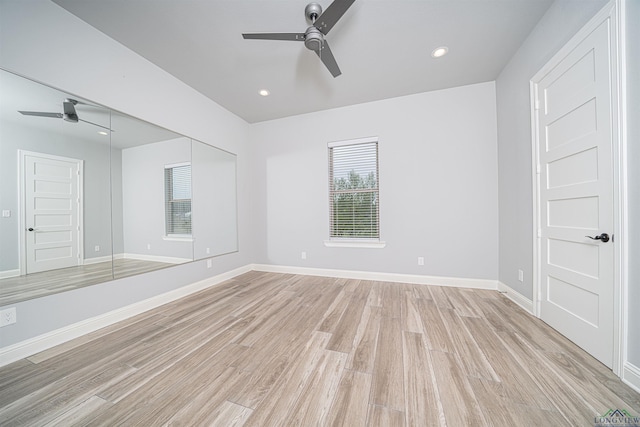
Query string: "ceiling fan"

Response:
xmin=242 ymin=0 xmax=356 ymax=77
xmin=18 ymin=98 xmax=110 ymax=130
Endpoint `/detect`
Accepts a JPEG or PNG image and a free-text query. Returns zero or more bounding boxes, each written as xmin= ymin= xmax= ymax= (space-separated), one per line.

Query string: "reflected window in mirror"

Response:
xmin=164 ymin=162 xmax=192 ymax=237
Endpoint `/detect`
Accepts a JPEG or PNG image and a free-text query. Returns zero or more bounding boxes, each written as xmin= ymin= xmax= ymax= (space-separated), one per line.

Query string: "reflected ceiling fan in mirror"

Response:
xmin=242 ymin=0 xmax=355 ymax=77
xmin=18 ymin=98 xmax=110 ymax=130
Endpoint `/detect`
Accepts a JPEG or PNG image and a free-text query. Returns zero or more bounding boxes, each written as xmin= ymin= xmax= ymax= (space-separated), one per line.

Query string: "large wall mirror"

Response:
xmin=0 ymin=69 xmax=238 ymax=306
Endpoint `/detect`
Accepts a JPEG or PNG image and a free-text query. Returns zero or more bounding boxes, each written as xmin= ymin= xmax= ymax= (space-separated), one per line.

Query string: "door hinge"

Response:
xmin=537 ymin=229 xmax=542 ymax=238
xmin=534 ymin=94 xmax=540 ymax=111
xmin=536 ymin=164 xmax=541 ymax=174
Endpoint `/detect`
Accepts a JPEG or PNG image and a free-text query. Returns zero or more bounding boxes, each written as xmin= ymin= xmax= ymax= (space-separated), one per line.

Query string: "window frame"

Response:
xmin=164 ymin=162 xmax=192 ymax=238
xmin=325 ymin=136 xmax=385 ymax=248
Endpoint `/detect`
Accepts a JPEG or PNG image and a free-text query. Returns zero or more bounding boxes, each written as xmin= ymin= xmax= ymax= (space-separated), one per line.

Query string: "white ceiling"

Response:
xmin=52 ymin=0 xmax=554 ymax=124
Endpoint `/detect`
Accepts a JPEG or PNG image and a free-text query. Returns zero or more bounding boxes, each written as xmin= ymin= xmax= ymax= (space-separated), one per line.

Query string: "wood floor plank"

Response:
xmin=317 ymin=290 xmax=350 ymax=333
xmin=326 ymin=284 xmax=371 ymax=353
xmin=164 ymin=367 xmax=247 ymax=426
xmin=467 ymin=377 xmax=521 ymax=427
xmin=1 ymin=272 xmax=637 ymax=426
xmin=285 ymin=349 xmax=347 ymax=425
xmin=242 ymin=331 xmax=332 ymax=427
xmin=346 ymin=305 xmax=381 ymax=373
xmin=415 ymin=298 xmax=455 ymax=352
xmin=438 ymin=307 xmax=500 ymax=381
xmin=428 ymin=286 xmax=454 ymax=310
xmin=402 ymin=331 xmax=441 ymax=426
xmin=371 ymin=315 xmax=404 ymax=411
xmin=367 ymin=405 xmax=405 ymax=427
xmin=325 ymin=370 xmax=372 ymax=427
xmin=380 ymin=281 xmax=402 ymax=318
xmin=43 ymin=395 xmax=113 ymax=427
xmin=462 ymin=316 xmax=557 ymax=411
xmin=1 ymin=363 xmax=134 ymax=426
xmin=400 ymin=290 xmax=423 ymax=333
xmin=430 ymin=350 xmax=487 ymax=426
xmin=199 ymin=400 xmax=253 ymax=427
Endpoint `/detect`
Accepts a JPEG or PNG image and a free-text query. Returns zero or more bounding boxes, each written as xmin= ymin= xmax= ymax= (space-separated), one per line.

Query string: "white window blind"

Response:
xmin=165 ymin=163 xmax=192 ymax=236
xmin=328 ymin=139 xmax=379 ymax=239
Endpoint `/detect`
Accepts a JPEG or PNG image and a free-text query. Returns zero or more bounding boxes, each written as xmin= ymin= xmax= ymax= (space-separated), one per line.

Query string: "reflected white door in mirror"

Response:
xmin=20 ymin=151 xmax=82 ymax=274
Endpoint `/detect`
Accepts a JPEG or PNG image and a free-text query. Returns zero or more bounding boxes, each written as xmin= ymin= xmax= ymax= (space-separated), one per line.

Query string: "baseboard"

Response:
xmin=0 ymin=269 xmax=20 ymax=279
xmin=83 ymin=255 xmax=112 ymax=265
xmin=251 ymin=264 xmax=498 ymax=290
xmin=623 ymin=361 xmax=640 ymax=394
xmin=497 ymin=281 xmax=534 ymax=314
xmin=0 ymin=264 xmax=252 ymax=367
xmin=121 ymin=253 xmax=192 ymax=264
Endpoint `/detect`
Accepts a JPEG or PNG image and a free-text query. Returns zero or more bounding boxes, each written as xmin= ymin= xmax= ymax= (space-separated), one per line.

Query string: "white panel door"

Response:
xmin=24 ymin=152 xmax=82 ymax=274
xmin=535 ymin=19 xmax=614 ymax=367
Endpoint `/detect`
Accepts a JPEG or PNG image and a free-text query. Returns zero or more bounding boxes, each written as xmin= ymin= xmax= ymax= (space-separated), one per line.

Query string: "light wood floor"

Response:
xmin=1 ymin=271 xmax=639 ymax=426
xmin=0 ymin=259 xmax=174 ymax=306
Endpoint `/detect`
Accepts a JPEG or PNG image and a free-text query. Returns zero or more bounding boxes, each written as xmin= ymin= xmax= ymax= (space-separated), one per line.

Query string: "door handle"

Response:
xmin=586 ymin=233 xmax=610 ymax=243
xmin=28 ymin=227 xmax=34 ymax=232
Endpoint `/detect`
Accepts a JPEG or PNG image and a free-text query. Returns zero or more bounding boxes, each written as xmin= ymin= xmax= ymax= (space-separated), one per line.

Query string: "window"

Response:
xmin=328 ymin=137 xmax=379 ymax=240
xmin=164 ymin=163 xmax=192 ymax=236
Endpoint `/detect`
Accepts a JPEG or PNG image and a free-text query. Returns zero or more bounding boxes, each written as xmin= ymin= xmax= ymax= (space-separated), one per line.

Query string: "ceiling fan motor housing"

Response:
xmin=304 ymin=26 xmax=323 ymax=51
xmin=305 ymin=3 xmax=322 ymax=22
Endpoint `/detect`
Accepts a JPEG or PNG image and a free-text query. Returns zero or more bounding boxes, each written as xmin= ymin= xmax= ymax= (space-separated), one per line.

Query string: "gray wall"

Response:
xmin=0 ymin=0 xmax=251 ymax=347
xmin=250 ymin=82 xmax=499 ymax=280
xmin=625 ymin=0 xmax=640 ymax=368
xmin=495 ymin=0 xmax=608 ymax=299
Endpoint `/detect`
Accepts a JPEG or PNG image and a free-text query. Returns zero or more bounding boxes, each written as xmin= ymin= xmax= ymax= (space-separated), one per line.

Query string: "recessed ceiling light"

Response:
xmin=259 ymin=89 xmax=270 ymax=97
xmin=98 ymin=131 xmax=108 ymax=135
xmin=431 ymin=46 xmax=449 ymax=58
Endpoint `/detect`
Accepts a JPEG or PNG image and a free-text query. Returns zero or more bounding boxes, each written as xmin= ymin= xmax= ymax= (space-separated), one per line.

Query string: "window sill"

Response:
xmin=324 ymin=239 xmax=386 ymax=249
xmin=163 ymin=235 xmax=194 ymax=242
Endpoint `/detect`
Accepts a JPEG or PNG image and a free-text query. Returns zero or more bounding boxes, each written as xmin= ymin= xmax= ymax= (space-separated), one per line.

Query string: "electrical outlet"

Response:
xmin=518 ymin=269 xmax=524 ymax=282
xmin=1 ymin=210 xmax=10 ymax=218
xmin=206 ymin=259 xmax=212 ymax=268
xmin=206 ymin=247 xmax=210 ymax=255
xmin=0 ymin=307 xmax=17 ymax=327
xmin=417 ymin=256 xmax=424 ymax=266
xmin=94 ymin=245 xmax=100 ymax=252
xmin=147 ymin=244 xmax=151 ymax=250
xmin=301 ymin=251 xmax=307 ymax=260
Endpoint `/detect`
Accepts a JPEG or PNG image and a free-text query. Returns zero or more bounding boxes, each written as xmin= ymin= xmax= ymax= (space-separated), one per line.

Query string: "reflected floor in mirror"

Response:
xmin=0 ymin=259 xmax=173 ymax=306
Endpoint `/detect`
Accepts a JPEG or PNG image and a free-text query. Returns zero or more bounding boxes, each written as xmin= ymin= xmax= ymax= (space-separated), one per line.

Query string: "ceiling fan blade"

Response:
xmin=78 ymin=118 xmax=111 ymax=131
xmin=18 ymin=111 xmax=63 ymax=118
xmin=242 ymin=33 xmax=305 ymax=41
xmin=316 ymin=41 xmax=341 ymax=77
xmin=314 ymin=0 xmax=355 ymax=35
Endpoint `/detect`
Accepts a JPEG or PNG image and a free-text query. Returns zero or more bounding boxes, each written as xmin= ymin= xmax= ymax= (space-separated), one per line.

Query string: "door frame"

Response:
xmin=530 ymin=0 xmax=627 ymax=376
xmin=18 ymin=150 xmax=84 ymax=275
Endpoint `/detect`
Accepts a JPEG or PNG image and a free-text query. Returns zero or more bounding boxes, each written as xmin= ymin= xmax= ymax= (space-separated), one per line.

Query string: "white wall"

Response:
xmin=0 ymin=0 xmax=251 ymax=348
xmin=495 ymin=0 xmax=608 ymax=299
xmin=250 ymin=82 xmax=499 ymax=280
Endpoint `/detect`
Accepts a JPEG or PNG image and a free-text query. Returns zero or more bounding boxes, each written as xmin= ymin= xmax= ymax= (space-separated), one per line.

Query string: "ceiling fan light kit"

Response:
xmin=242 ymin=0 xmax=356 ymax=78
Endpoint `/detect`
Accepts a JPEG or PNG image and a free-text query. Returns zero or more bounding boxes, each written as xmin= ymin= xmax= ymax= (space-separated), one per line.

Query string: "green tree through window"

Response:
xmin=329 ymin=140 xmax=379 ymax=239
